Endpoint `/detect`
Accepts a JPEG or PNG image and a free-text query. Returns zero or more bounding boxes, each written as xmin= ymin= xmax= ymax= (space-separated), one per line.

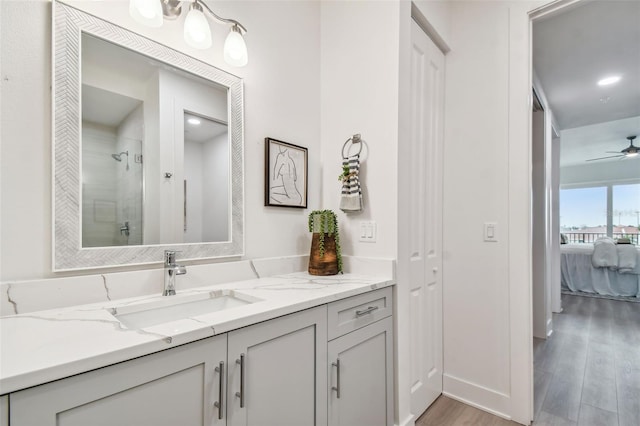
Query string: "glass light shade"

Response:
xmin=129 ymin=0 xmax=163 ymax=28
xmin=184 ymin=7 xmax=212 ymax=49
xmin=224 ymin=27 xmax=248 ymax=67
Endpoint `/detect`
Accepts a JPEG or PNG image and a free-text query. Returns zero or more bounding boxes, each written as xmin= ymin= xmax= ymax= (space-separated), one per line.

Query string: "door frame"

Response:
xmin=525 ymin=0 xmax=587 ymax=421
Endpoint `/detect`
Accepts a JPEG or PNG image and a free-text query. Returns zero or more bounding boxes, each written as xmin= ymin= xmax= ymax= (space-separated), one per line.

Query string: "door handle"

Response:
xmin=214 ymin=361 xmax=224 ymax=419
xmin=331 ymin=359 xmax=341 ymax=399
xmin=235 ymin=354 xmax=245 ymax=408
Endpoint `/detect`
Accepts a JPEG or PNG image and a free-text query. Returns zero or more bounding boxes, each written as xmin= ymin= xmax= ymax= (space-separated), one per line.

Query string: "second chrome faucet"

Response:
xmin=163 ymin=250 xmax=187 ymax=296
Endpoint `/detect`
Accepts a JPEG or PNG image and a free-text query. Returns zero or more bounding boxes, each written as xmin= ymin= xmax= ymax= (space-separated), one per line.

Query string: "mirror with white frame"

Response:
xmin=54 ymin=1 xmax=243 ymax=270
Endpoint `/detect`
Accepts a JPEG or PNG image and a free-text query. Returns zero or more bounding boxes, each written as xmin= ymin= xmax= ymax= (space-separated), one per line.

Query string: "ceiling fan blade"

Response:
xmin=605 ymin=151 xmax=623 ymax=154
xmin=586 ymin=155 xmax=625 ymax=162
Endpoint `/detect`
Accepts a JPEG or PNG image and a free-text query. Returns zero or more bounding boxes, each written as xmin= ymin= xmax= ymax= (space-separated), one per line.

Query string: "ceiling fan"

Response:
xmin=586 ymin=135 xmax=639 ymax=162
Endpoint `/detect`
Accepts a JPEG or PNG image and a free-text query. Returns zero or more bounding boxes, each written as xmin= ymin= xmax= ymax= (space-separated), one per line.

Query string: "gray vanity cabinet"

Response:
xmin=326 ymin=288 xmax=394 ymax=426
xmin=6 ymin=288 xmax=393 ymax=426
xmin=0 ymin=395 xmax=8 ymax=426
xmin=9 ymin=335 xmax=228 ymax=426
xmin=226 ymin=306 xmax=328 ymax=426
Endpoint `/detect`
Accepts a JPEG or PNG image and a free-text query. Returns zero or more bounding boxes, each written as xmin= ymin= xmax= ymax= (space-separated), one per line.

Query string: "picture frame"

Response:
xmin=265 ymin=137 xmax=308 ymax=208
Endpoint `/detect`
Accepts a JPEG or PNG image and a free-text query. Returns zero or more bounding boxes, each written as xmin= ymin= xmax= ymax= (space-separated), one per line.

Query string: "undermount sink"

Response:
xmin=111 ymin=290 xmax=260 ymax=329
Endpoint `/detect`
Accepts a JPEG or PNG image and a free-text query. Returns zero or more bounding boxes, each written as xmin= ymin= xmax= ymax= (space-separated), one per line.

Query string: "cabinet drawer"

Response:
xmin=328 ymin=287 xmax=393 ymax=340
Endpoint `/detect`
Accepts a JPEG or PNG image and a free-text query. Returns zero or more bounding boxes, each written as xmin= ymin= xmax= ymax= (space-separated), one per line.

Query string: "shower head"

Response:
xmin=111 ymin=151 xmax=128 ymax=162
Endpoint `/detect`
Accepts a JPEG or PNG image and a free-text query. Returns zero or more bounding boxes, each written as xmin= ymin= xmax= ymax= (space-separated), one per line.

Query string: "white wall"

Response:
xmin=442 ymin=1 xmax=544 ymax=423
xmin=0 ymin=0 xmax=321 ymax=280
xmin=203 ymin=133 xmax=229 ymax=242
xmin=184 ymin=140 xmax=205 ymax=243
xmin=320 ymin=0 xmax=399 ymax=261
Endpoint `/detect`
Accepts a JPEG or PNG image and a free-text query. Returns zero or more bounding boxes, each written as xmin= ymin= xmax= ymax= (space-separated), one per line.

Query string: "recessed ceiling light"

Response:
xmin=187 ymin=117 xmax=201 ymax=125
xmin=597 ymin=76 xmax=621 ymax=86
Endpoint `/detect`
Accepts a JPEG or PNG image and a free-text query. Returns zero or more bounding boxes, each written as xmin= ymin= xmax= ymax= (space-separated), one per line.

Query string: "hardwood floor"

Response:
xmin=415 ymin=396 xmax=520 ymax=425
xmin=416 ymin=294 xmax=640 ymax=426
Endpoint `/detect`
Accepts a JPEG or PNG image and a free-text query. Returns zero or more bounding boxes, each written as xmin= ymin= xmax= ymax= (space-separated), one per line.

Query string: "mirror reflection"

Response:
xmin=80 ymin=33 xmax=230 ymax=248
xmin=183 ymin=113 xmax=229 ymax=243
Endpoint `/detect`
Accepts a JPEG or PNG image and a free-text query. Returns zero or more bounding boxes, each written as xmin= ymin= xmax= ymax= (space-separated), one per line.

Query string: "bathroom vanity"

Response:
xmin=0 ymin=273 xmax=394 ymax=426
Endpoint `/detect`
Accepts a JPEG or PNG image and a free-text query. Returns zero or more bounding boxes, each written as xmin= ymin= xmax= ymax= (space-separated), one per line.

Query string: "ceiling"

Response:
xmin=82 ymin=85 xmax=141 ymax=128
xmin=184 ymin=113 xmax=228 ymax=143
xmin=532 ymin=0 xmax=640 ymax=167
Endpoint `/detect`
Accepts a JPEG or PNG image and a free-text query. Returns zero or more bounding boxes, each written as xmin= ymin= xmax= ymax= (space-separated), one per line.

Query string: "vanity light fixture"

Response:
xmin=129 ymin=0 xmax=248 ymax=67
xmin=597 ymin=75 xmax=621 ymax=86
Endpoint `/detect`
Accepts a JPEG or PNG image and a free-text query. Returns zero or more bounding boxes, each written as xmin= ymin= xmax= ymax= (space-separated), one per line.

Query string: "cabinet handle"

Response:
xmin=214 ymin=361 xmax=224 ymax=420
xmin=331 ymin=359 xmax=341 ymax=399
xmin=235 ymin=354 xmax=245 ymax=408
xmin=355 ymin=306 xmax=379 ymax=317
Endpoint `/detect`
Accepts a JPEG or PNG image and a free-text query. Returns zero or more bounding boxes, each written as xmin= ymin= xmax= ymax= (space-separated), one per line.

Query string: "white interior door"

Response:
xmin=408 ymin=19 xmax=445 ymax=416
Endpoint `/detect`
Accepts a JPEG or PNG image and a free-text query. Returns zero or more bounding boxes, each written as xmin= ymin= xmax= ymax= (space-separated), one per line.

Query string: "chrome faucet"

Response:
xmin=163 ymin=250 xmax=187 ymax=296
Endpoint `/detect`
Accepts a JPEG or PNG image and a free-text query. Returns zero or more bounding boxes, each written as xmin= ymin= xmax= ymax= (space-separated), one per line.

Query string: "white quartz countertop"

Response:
xmin=0 ymin=272 xmax=394 ymax=395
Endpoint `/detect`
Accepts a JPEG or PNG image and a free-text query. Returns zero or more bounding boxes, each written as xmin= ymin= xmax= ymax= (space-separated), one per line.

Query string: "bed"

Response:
xmin=560 ymin=243 xmax=640 ymax=298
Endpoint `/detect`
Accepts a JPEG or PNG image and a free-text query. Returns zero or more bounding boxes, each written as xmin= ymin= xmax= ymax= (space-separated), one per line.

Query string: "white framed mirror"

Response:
xmin=53 ymin=1 xmax=244 ymax=271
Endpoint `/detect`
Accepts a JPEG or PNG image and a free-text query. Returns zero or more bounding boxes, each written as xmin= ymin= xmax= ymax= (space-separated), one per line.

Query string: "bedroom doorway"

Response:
xmin=530 ymin=0 xmax=640 ymax=424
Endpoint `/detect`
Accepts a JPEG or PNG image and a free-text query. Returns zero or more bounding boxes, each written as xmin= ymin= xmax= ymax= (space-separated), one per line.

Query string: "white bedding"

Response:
xmin=560 ymin=244 xmax=640 ymax=297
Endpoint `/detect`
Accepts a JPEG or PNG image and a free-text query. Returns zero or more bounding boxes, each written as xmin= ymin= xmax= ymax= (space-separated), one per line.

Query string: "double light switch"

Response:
xmin=359 ymin=221 xmax=377 ymax=243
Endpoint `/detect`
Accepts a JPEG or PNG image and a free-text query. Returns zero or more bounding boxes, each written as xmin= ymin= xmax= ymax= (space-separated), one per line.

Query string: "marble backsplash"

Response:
xmin=0 ymin=256 xmax=394 ymax=316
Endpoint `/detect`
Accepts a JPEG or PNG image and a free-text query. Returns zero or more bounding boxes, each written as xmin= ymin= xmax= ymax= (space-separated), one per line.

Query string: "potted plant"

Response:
xmin=308 ymin=209 xmax=343 ymax=275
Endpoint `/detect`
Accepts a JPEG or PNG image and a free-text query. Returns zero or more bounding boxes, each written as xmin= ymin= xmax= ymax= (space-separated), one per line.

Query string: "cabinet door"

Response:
xmin=0 ymin=395 xmax=7 ymax=426
xmin=328 ymin=317 xmax=394 ymax=426
xmin=10 ymin=335 xmax=227 ymax=426
xmin=227 ymin=306 xmax=328 ymax=426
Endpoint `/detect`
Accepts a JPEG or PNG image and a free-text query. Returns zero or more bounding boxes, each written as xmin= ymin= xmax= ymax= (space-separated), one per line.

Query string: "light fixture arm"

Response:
xmin=194 ymin=0 xmax=247 ymax=33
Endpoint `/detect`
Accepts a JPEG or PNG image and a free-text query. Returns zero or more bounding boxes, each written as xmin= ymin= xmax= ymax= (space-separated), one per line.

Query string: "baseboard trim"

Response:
xmin=443 ymin=374 xmax=512 ymax=420
xmin=397 ymin=413 xmax=416 ymax=426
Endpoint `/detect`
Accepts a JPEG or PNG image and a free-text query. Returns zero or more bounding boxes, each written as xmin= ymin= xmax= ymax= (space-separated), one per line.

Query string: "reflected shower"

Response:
xmin=112 ymin=151 xmax=130 ymax=170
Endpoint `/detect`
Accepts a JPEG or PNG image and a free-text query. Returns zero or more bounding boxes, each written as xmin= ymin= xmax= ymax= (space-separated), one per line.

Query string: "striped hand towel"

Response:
xmin=339 ymin=154 xmax=363 ymax=212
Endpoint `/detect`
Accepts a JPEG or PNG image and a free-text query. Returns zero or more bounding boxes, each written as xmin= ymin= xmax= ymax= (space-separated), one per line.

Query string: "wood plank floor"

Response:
xmin=416 ymin=294 xmax=640 ymax=426
xmin=415 ymin=396 xmax=520 ymax=425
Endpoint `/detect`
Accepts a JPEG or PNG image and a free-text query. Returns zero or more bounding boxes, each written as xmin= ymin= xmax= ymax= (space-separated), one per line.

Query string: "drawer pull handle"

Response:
xmin=332 ymin=359 xmax=341 ymax=398
xmin=214 ymin=361 xmax=224 ymax=419
xmin=235 ymin=354 xmax=245 ymax=408
xmin=355 ymin=306 xmax=379 ymax=317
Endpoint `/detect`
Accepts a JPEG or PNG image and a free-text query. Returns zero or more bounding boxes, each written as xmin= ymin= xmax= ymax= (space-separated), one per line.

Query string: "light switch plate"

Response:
xmin=359 ymin=221 xmax=377 ymax=243
xmin=484 ymin=222 xmax=498 ymax=242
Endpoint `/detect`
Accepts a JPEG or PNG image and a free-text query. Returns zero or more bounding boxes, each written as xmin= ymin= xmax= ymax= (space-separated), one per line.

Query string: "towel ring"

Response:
xmin=342 ymin=133 xmax=363 ymax=159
